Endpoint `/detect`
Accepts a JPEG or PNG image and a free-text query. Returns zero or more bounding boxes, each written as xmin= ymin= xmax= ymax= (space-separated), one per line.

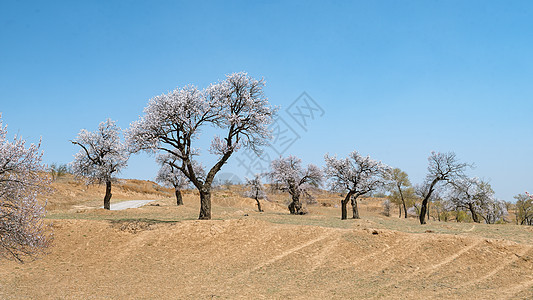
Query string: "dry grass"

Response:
xmin=1 ymin=178 xmax=532 ymax=299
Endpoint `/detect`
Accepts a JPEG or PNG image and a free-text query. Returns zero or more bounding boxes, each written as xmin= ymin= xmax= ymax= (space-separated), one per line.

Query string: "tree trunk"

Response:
xmin=420 ymin=197 xmax=428 ymax=225
xmin=398 ymin=186 xmax=408 ymax=218
xmin=351 ymin=196 xmax=360 ymax=219
xmin=175 ymin=188 xmax=183 ymax=206
xmin=398 ymin=204 xmax=402 ymax=218
xmin=426 ymin=200 xmax=430 ymax=220
xmin=288 ymin=193 xmax=303 ymax=215
xmin=420 ymin=179 xmax=439 ymax=225
xmin=103 ymin=180 xmax=112 ymax=210
xmin=341 ymin=193 xmax=352 ymax=220
xmin=468 ymin=203 xmax=479 ymax=223
xmin=255 ymin=198 xmax=263 ymax=212
xmin=288 ymin=200 xmax=302 ymax=214
xmin=196 ymin=149 xmax=233 ymax=220
xmin=254 ymin=190 xmax=263 ymax=212
xmin=198 ymin=189 xmax=211 ymax=220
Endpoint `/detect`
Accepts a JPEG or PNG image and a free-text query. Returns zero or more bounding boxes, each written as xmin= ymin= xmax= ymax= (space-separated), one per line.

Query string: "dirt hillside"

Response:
xmin=42 ymin=175 xmax=173 ymax=211
xmin=1 ymin=178 xmax=532 ymax=299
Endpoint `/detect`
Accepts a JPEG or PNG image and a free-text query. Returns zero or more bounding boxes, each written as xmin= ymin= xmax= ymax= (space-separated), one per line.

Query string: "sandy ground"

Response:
xmin=1 ymin=217 xmax=531 ymax=299
xmin=1 ymin=179 xmax=532 ymax=299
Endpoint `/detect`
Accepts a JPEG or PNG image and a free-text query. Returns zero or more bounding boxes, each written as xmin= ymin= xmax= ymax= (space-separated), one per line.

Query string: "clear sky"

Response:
xmin=1 ymin=0 xmax=532 ymax=201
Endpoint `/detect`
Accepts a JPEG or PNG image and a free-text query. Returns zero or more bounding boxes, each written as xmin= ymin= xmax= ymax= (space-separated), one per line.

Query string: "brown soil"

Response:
xmin=1 ymin=178 xmax=532 ymax=299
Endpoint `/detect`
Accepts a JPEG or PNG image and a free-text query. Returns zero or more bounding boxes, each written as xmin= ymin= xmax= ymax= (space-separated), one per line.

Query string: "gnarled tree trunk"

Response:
xmin=288 ymin=191 xmax=304 ymax=215
xmin=352 ymin=198 xmax=360 ymax=219
xmin=341 ymin=193 xmax=352 ymax=220
xmin=288 ymin=199 xmax=303 ymax=214
xmin=199 ymin=189 xmax=211 ymax=220
xmin=196 ymin=150 xmax=232 ymax=220
xmin=340 ymin=191 xmax=357 ymax=220
xmin=103 ymin=180 xmax=112 ymax=210
xmin=468 ymin=203 xmax=479 ymax=223
xmin=175 ymin=188 xmax=183 ymax=206
xmin=420 ymin=178 xmax=439 ymax=224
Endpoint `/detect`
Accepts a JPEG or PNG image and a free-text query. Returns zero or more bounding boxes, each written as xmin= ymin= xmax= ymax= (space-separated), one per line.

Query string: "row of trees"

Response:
xmin=67 ymin=73 xmax=529 ymax=226
xmin=385 ymin=167 xmax=533 ymax=226
xmin=66 ymin=69 xmax=393 ymax=222
xmin=263 ymin=152 xmax=390 ymax=220
xmin=384 ymin=170 xmax=510 ymax=225
xmin=250 ymin=151 xmax=509 ymax=225
xmin=71 ymin=114 xmax=498 ymax=225
xmin=3 ymin=73 xmax=532 ymax=262
xmin=71 ymin=72 xmax=275 ymax=219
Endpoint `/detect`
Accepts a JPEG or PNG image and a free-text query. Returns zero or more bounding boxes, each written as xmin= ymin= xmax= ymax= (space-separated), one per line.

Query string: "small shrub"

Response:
xmin=49 ymin=163 xmax=70 ymax=181
xmin=455 ymin=210 xmax=472 ymax=223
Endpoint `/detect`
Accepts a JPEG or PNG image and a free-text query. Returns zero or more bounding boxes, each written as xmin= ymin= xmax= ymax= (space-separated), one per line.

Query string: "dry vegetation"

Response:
xmin=1 ymin=177 xmax=532 ymax=299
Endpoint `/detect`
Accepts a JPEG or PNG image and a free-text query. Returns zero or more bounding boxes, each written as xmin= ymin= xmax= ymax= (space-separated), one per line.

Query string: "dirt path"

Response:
xmin=108 ymin=200 xmax=155 ymax=210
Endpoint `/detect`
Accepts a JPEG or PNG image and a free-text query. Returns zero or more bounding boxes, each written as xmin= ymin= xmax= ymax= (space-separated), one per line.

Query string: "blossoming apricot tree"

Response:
xmin=71 ymin=119 xmax=129 ymax=210
xmin=324 ymin=151 xmax=390 ymax=220
xmin=0 ymin=115 xmax=51 ymax=262
xmin=127 ymin=72 xmax=275 ymax=220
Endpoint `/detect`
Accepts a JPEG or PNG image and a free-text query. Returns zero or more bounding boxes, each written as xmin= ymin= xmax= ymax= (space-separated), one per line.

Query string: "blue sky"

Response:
xmin=1 ymin=0 xmax=532 ymax=201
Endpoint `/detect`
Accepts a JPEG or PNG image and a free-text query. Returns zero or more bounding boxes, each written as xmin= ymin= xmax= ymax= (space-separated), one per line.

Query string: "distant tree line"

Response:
xmin=66 ymin=72 xmax=531 ymax=227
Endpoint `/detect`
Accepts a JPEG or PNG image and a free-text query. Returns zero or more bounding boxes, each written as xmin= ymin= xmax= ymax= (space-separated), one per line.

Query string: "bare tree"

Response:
xmin=71 ymin=119 xmax=129 ymax=210
xmin=480 ymin=198 xmax=508 ymax=224
xmin=156 ymin=153 xmax=204 ymax=206
xmin=49 ymin=163 xmax=69 ymax=181
xmin=0 ymin=115 xmax=52 ymax=262
xmin=269 ymin=156 xmax=322 ymax=215
xmin=418 ymin=151 xmax=470 ymax=224
xmin=514 ymin=193 xmax=533 ymax=225
xmin=448 ymin=177 xmax=493 ymax=223
xmin=244 ymin=174 xmax=267 ymax=212
xmin=386 ymin=168 xmax=411 ymax=218
xmin=416 ymin=182 xmax=449 ymax=221
xmin=324 ymin=151 xmax=390 ymax=220
xmin=127 ymin=72 xmax=276 ymax=220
